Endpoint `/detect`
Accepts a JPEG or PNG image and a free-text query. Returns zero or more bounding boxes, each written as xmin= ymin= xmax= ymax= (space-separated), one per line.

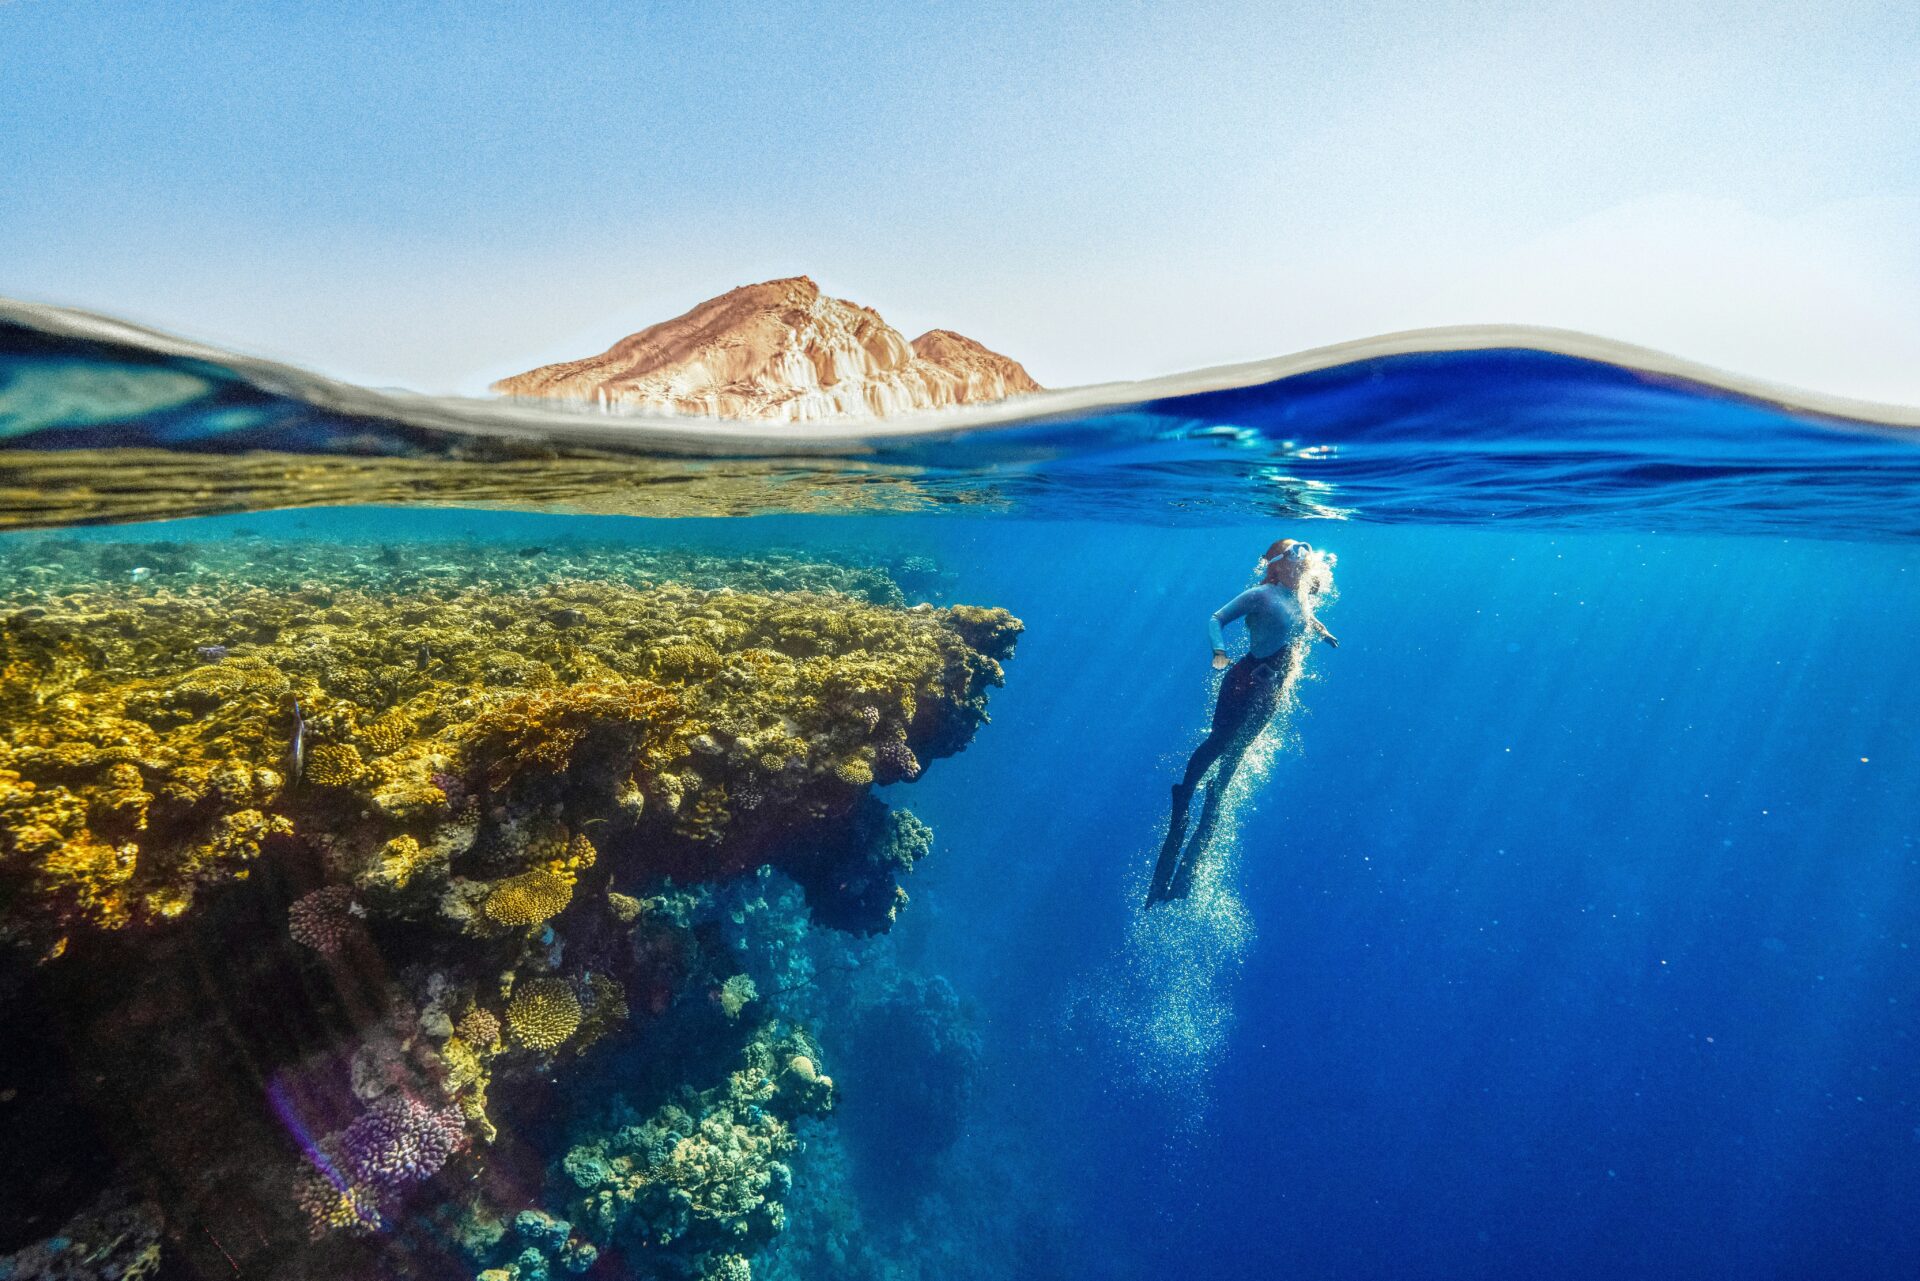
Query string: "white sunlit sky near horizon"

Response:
xmin=3 ymin=0 xmax=1918 ymax=402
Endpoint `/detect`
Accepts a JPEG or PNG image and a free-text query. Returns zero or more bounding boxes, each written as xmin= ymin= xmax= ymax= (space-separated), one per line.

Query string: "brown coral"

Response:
xmin=455 ymin=1006 xmax=502 ymax=1049
xmin=572 ymin=973 xmax=629 ymax=1053
xmin=464 ymin=681 xmax=680 ymax=789
xmin=506 ymin=978 xmax=581 ymax=1052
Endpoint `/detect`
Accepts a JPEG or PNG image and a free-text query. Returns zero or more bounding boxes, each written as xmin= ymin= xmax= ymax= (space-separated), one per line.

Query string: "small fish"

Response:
xmin=288 ymin=700 xmax=306 ymax=783
xmin=194 ymin=645 xmax=229 ymax=662
xmin=128 ymin=566 xmax=152 ymax=583
xmin=416 ymin=642 xmax=432 ymax=670
xmin=549 ymin=608 xmax=587 ymax=628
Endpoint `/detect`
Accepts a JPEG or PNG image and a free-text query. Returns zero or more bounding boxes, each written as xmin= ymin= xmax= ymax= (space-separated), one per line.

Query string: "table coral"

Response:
xmin=483 ymin=867 xmax=575 ymax=928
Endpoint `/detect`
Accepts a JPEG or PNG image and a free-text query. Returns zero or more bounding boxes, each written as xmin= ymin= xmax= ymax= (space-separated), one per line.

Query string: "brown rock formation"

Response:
xmin=491 ymin=276 xmax=1041 ymax=422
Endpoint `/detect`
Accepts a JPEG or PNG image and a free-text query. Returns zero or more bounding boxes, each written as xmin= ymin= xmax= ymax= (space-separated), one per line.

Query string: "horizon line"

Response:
xmin=4 ymin=296 xmax=1919 ymax=456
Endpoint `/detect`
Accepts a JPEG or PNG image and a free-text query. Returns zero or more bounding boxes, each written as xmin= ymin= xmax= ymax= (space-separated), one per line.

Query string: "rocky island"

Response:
xmin=491 ymin=277 xmax=1041 ymax=422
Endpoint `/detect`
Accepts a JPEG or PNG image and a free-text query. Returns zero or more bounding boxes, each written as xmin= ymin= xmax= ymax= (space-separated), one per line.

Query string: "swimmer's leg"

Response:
xmin=1167 ymin=745 xmax=1248 ymax=901
xmin=1146 ymin=730 xmax=1233 ymax=906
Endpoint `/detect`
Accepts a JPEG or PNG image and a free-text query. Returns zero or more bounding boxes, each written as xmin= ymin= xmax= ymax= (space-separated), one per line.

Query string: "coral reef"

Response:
xmin=0 ymin=542 xmax=1018 ymax=954
xmin=0 ymin=1190 xmax=164 ymax=1281
xmin=0 ymin=538 xmax=1020 ymax=1280
xmin=549 ymin=1022 xmax=833 ymax=1275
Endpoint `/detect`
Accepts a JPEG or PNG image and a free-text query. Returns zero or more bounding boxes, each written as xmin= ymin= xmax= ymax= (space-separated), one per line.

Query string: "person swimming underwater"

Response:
xmin=1145 ymin=537 xmax=1338 ymax=907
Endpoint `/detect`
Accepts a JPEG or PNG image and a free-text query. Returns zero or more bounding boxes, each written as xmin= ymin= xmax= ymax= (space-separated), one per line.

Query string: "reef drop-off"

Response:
xmin=0 ymin=536 xmax=1021 ymax=1281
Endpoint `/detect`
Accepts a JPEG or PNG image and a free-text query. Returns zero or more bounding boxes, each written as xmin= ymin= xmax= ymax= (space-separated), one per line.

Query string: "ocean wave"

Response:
xmin=5 ymin=296 xmax=1920 ymax=534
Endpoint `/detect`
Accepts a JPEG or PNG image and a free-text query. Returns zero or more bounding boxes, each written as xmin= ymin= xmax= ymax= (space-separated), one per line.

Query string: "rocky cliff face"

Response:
xmin=491 ymin=277 xmax=1041 ymax=422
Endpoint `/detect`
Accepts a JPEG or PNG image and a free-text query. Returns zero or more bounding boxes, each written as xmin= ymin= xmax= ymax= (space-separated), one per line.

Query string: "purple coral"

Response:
xmin=336 ymin=1092 xmax=466 ymax=1195
xmin=874 ymin=739 xmax=921 ymax=783
xmin=289 ymin=886 xmax=358 ymax=955
xmin=429 ymin=771 xmax=470 ymax=808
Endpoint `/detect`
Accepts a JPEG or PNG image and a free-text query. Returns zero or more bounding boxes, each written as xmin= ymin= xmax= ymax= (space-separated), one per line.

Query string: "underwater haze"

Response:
xmin=0 ymin=320 xmax=1917 ymax=1280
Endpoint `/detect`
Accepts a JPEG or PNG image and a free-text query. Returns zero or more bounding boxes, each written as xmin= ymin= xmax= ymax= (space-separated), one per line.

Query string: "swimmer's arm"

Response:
xmin=1300 ymin=597 xmax=1339 ymax=648
xmin=1209 ymin=591 xmax=1256 ymax=666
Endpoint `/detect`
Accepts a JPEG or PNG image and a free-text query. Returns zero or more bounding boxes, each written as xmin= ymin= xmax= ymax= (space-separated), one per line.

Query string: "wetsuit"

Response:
xmin=1145 ymin=583 xmax=1305 ymax=905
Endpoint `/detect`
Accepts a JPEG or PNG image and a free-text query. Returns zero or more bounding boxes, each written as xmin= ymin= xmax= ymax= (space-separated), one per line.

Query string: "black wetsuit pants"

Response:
xmin=1147 ymin=650 xmax=1290 ymax=904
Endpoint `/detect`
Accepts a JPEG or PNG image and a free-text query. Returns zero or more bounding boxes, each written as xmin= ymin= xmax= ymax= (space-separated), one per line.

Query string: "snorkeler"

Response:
xmin=1145 ymin=538 xmax=1338 ymax=907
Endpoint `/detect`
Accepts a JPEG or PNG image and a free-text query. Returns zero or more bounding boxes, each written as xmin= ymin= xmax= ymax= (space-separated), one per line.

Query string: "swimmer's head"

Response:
xmin=1259 ymin=537 xmax=1336 ymax=592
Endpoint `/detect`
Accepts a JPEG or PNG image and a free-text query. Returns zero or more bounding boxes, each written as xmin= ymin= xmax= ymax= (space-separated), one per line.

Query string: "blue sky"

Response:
xmin=4 ymin=0 xmax=1917 ymax=398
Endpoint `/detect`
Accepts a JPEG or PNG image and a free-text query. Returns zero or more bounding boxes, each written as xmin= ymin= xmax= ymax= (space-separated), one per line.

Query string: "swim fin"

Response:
xmin=1145 ymin=783 xmax=1195 ymax=907
xmin=1166 ymin=780 xmax=1228 ymax=901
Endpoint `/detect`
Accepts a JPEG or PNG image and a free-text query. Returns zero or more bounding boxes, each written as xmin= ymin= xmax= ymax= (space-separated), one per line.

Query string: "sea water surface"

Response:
xmin=1 ymin=310 xmax=1917 ymax=1280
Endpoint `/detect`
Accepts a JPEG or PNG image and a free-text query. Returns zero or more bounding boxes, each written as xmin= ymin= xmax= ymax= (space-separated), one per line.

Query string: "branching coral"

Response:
xmin=292 ymin=1092 xmax=467 ymax=1239
xmin=288 ymin=885 xmax=359 ymax=955
xmin=718 ymin=973 xmax=758 ymax=1020
xmin=572 ymin=973 xmax=630 ymax=1054
xmin=457 ymin=1006 xmax=502 ymax=1049
xmin=507 ymin=978 xmax=582 ymax=1052
xmin=465 ymin=681 xmax=680 ymax=790
xmin=554 ymin=1023 xmax=832 ymax=1269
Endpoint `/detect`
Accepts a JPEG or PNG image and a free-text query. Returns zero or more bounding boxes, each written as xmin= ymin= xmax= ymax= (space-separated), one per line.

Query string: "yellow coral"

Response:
xmin=366 ymin=833 xmax=436 ymax=891
xmin=482 ymin=868 xmax=574 ymax=927
xmin=506 ymin=977 xmax=581 ymax=1051
xmin=304 ymin=742 xmax=365 ymax=787
xmin=456 ymin=1006 xmax=502 ymax=1048
xmin=356 ymin=710 xmax=416 ymax=756
xmin=465 ymin=681 xmax=680 ymax=788
xmin=0 ymin=562 xmax=1020 ymax=950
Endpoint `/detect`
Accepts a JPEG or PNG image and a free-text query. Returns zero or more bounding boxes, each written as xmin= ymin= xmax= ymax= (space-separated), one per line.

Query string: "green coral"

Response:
xmin=719 ymin=973 xmax=758 ymax=1020
xmin=558 ymin=1024 xmax=832 ymax=1267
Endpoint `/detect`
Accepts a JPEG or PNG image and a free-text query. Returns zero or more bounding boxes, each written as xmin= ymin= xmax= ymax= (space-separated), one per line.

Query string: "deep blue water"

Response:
xmin=3 ymin=315 xmax=1919 ymax=1278
xmin=33 ymin=506 xmax=1912 ymax=1279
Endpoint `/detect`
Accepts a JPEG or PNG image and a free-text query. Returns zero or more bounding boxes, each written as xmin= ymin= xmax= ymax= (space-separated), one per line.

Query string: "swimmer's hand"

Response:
xmin=1312 ymin=620 xmax=1339 ymax=648
xmin=1211 ymin=650 xmax=1230 ymax=670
